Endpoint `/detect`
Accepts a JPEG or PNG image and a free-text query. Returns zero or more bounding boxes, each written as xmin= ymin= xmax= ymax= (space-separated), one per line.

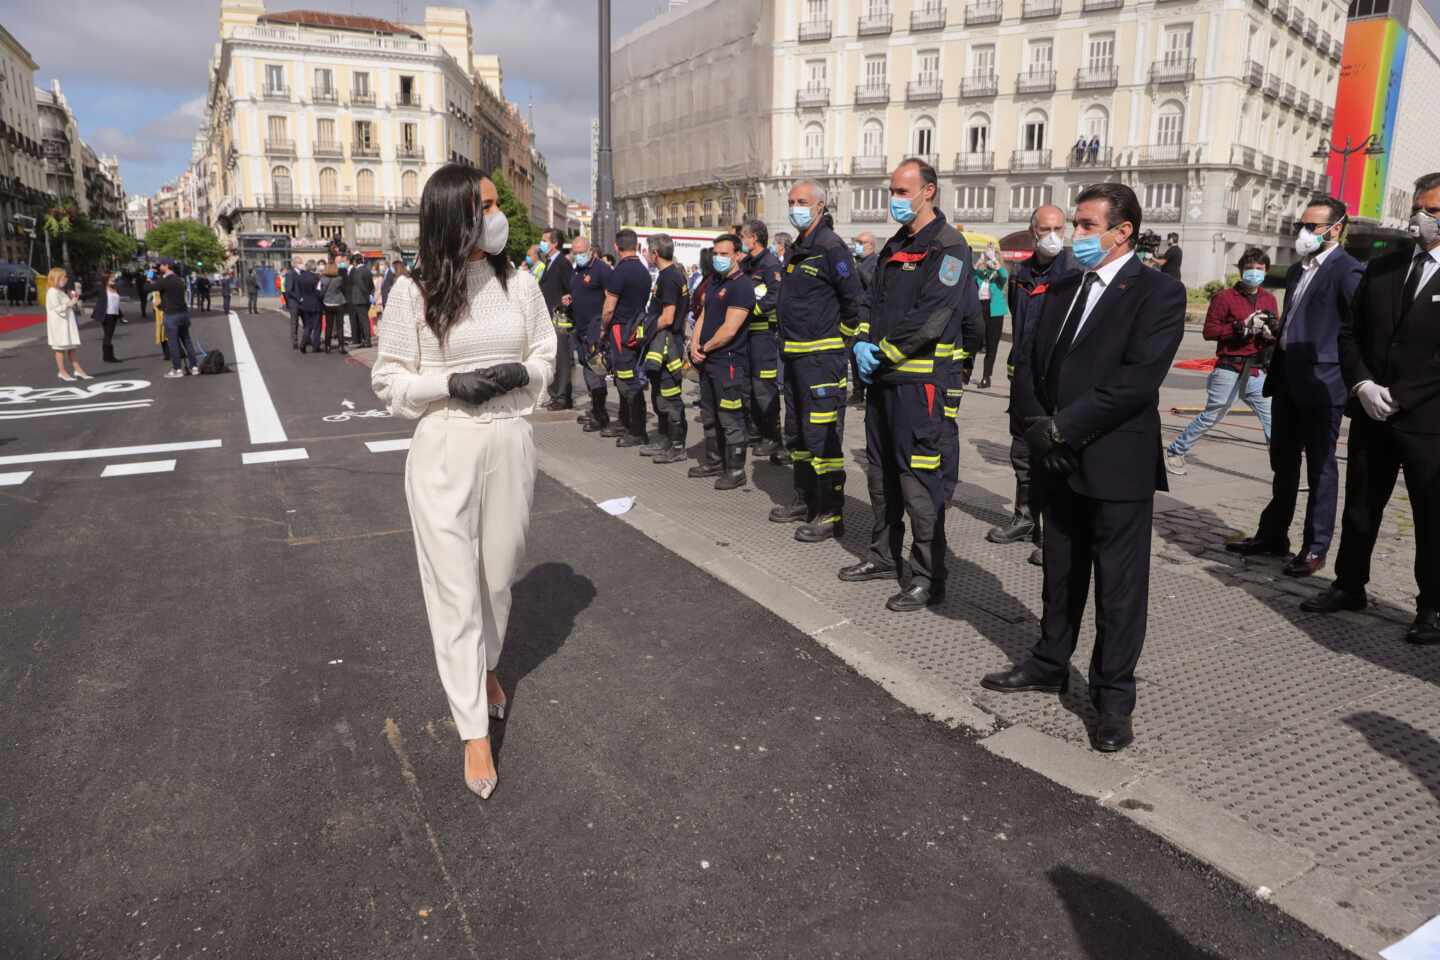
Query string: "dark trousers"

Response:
xmin=222 ymin=293 xmax=231 ymax=315
xmin=611 ymin=325 xmax=647 ymax=439
xmin=782 ymin=351 xmax=848 ymax=521
xmin=301 ymin=310 xmax=322 ymax=350
xmin=939 ymin=372 xmax=965 ymax=502
xmin=164 ymin=311 xmax=199 ymax=370
xmin=289 ymin=304 xmax=302 ymax=346
xmin=549 ymin=325 xmax=574 ymax=405
xmin=749 ymin=328 xmax=782 ymax=443
xmin=578 ymin=332 xmax=609 ymax=424
xmin=324 ymin=305 xmax=347 ymax=348
xmin=1007 ymin=405 xmax=1038 ymax=531
xmin=1028 ymin=484 xmax=1154 ymax=715
xmin=698 ymin=354 xmax=749 ymax=466
xmin=101 ymin=314 xmax=119 ymax=360
xmin=1335 ymin=416 xmax=1440 ymax=610
xmin=847 ymin=343 xmax=867 ymax=402
xmin=981 ymin=313 xmax=1004 ymax=380
xmin=1257 ymin=366 xmax=1342 ymax=553
xmin=863 ymin=382 xmax=948 ymax=591
xmin=247 ymin=290 xmax=258 ymax=313
xmin=350 ymin=303 xmax=371 ymax=344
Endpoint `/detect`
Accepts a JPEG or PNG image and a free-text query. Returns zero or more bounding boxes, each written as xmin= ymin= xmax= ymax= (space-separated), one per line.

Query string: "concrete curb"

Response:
xmin=534 ymin=437 xmax=1420 ymax=960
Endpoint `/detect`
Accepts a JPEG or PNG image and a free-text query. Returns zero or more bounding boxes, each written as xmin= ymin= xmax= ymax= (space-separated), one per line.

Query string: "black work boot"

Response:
xmin=653 ymin=419 xmax=688 ymax=464
xmin=770 ymin=466 xmax=813 ymax=523
xmin=797 ymin=477 xmax=845 ymax=542
xmin=714 ymin=448 xmax=747 ymax=490
xmin=987 ymin=510 xmax=1036 ymax=544
xmin=688 ymin=435 xmax=722 ymax=477
xmin=639 ymin=413 xmax=669 ymax=456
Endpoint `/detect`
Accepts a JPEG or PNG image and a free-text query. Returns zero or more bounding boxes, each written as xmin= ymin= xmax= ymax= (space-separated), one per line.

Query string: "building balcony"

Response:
xmin=964 ymin=0 xmax=1002 ymax=25
xmin=797 ymin=85 xmax=831 ymax=109
xmin=1304 ymin=18 xmax=1318 ymax=43
xmin=1281 ymin=82 xmax=1296 ymax=106
xmin=852 ymin=155 xmax=888 ymax=175
xmin=953 ymin=151 xmax=995 ymax=172
xmin=351 ymin=144 xmax=380 ymax=159
xmin=781 ymin=156 xmax=841 ymax=176
xmin=1230 ymin=144 xmax=1258 ymax=169
xmin=1271 ymin=0 xmax=1287 ymax=19
xmin=1308 ymin=98 xmax=1323 ymax=122
xmin=1066 ymin=145 xmax=1113 ymax=167
xmin=854 ymin=83 xmax=891 ymax=106
xmin=1263 ymin=73 xmax=1281 ymax=98
xmin=312 ymin=89 xmax=338 ymax=105
xmin=1011 ymin=149 xmax=1052 ymax=171
xmin=1252 ymin=0 xmax=1269 ymax=7
xmin=1328 ymin=38 xmax=1342 ymax=63
xmin=351 ymin=91 xmax=376 ymax=106
xmin=857 ymin=12 xmax=893 ymax=36
xmin=1149 ymin=58 xmax=1195 ymax=84
xmin=1075 ymin=65 xmax=1118 ymax=91
xmin=313 ymin=140 xmax=343 ymax=158
xmin=1083 ymin=0 xmax=1124 ymax=10
xmin=396 ymin=95 xmax=423 ymax=110
xmin=910 ymin=152 xmax=940 ymax=170
xmin=906 ymin=77 xmax=945 ymax=103
xmin=397 ymin=145 xmax=425 ymax=162
xmin=1244 ymin=60 xmax=1264 ymax=86
xmin=910 ymin=4 xmax=947 ymax=30
xmin=1015 ymin=70 xmax=1057 ymax=95
xmin=852 ymin=208 xmax=889 ymax=222
xmin=798 ymin=19 xmax=832 ymax=41
xmin=1295 ymin=91 xmax=1309 ymax=114
xmin=1021 ymin=0 xmax=1061 ymax=18
xmin=265 ymin=139 xmax=295 ymax=156
xmin=255 ymin=192 xmax=304 ymax=210
xmin=959 ymin=74 xmax=999 ymax=98
xmin=1275 ymin=159 xmax=1290 ymax=180
xmin=955 ymin=207 xmax=995 ymax=223
xmin=1324 ymin=105 xmax=1334 ymax=127
xmin=1227 ymin=207 xmax=1241 ymax=226
xmin=1259 ymin=153 xmax=1274 ymax=175
xmin=263 ymin=85 xmax=289 ymax=100
xmin=1149 ymin=207 xmax=1182 ymax=222
xmin=1288 ymin=6 xmax=1304 ymax=32
xmin=1135 ymin=143 xmax=1195 ymax=166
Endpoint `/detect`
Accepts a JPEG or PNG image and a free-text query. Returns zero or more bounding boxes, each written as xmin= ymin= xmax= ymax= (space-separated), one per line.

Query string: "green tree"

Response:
xmin=145 ymin=219 xmax=225 ymax=270
xmin=42 ymin=199 xmax=77 ymax=270
xmin=489 ymin=169 xmax=538 ymax=264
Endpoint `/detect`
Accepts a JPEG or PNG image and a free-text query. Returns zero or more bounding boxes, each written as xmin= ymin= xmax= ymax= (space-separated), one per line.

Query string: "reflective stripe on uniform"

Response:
xmin=719 ymin=397 xmax=743 ymax=410
xmin=877 ymin=338 xmax=906 ymax=363
xmin=895 ymin=358 xmax=935 ymax=374
xmin=783 ymin=337 xmax=845 ymax=354
xmin=934 ymin=343 xmax=956 ymax=358
xmin=809 ymin=379 xmax=848 ymax=390
xmin=661 ymin=385 xmax=683 ymax=397
xmin=809 ymin=410 xmax=838 ymax=425
xmin=758 ymin=368 xmax=778 ymax=379
xmin=943 ymin=405 xmax=959 ymax=419
xmin=666 ymin=358 xmax=684 ymax=372
xmin=910 ymin=454 xmax=942 ymax=470
xmin=791 ymin=450 xmax=814 ymax=462
xmin=644 ymin=351 xmax=665 ymax=364
xmin=839 ymin=320 xmax=860 ymax=336
xmin=616 ymin=369 xmax=636 ymax=379
xmin=812 ymin=457 xmax=845 ymax=474
xmin=555 ymin=321 xmax=574 ymax=330
xmin=749 ymin=317 xmax=771 ymax=329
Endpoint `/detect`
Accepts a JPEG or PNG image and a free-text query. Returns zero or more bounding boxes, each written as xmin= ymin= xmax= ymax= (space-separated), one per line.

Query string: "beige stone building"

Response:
xmin=614 ymin=0 xmax=1347 ymax=284
xmin=0 ymin=25 xmax=47 ymax=266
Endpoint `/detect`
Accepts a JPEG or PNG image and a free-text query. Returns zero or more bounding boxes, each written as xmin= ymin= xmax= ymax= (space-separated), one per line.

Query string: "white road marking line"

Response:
xmin=0 ymin=471 xmax=33 ymax=486
xmin=242 ymin=447 xmax=309 ymax=465
xmin=101 ymin=459 xmax=176 ymax=478
xmin=365 ymin=438 xmax=411 ymax=453
xmin=0 ymin=439 xmax=222 ymax=467
xmin=0 ymin=400 xmax=153 ymax=420
xmin=228 ymin=310 xmax=287 ymax=445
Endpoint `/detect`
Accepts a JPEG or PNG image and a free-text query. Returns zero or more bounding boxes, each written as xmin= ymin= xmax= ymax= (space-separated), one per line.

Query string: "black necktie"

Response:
xmin=1400 ymin=250 xmax=1429 ymax=317
xmin=1047 ymin=272 xmax=1099 ymax=397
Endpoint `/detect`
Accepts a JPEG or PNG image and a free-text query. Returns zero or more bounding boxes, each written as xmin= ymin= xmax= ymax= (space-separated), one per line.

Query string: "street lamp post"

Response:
xmin=594 ymin=0 xmax=616 ymax=257
xmin=1313 ymin=134 xmax=1385 ymax=208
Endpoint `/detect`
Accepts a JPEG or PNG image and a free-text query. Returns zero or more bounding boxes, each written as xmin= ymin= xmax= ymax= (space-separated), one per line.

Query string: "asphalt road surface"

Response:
xmin=0 ymin=304 xmax=1354 ymax=958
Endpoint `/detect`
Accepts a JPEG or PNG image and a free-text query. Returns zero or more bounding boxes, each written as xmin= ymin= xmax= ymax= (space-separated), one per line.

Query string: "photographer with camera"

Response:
xmin=1164 ymin=248 xmax=1277 ymax=476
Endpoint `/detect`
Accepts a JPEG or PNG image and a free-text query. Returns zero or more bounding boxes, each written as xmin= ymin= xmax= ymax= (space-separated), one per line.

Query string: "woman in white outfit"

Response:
xmin=45 ymin=267 xmax=90 ymax=381
xmin=372 ymin=165 xmax=556 ymax=800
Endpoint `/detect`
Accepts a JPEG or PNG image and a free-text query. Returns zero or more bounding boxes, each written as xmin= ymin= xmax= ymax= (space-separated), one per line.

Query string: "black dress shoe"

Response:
xmin=987 ymin=513 xmax=1036 ymax=544
xmin=687 ymin=461 xmax=723 ymax=478
xmin=795 ymin=517 xmax=843 ymax=542
xmin=1300 ymin=585 xmax=1367 ymax=613
xmin=1226 ymin=535 xmax=1291 ymax=557
xmin=979 ymin=377 xmax=992 ymax=389
xmin=1091 ymin=713 xmax=1134 ymax=752
xmin=979 ymin=664 xmax=1068 ymax=694
xmin=1282 ymin=551 xmax=1327 ymax=578
xmin=1406 ymin=609 xmax=1440 ymax=646
xmin=838 ymin=560 xmax=897 ymax=582
xmin=886 ymin=583 xmax=942 ymax=612
xmin=581 ymin=419 xmax=608 ymax=433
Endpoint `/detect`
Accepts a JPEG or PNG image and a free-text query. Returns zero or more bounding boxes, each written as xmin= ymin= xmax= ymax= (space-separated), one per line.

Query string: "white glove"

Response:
xmin=1355 ymin=381 xmax=1397 ymax=421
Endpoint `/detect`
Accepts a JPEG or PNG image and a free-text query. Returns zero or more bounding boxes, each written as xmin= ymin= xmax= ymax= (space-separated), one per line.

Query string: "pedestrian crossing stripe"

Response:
xmin=0 ymin=471 xmax=32 ymax=486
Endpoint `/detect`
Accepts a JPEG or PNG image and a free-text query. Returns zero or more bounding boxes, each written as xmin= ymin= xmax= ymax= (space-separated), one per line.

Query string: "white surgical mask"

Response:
xmin=1035 ymin=231 xmax=1065 ymax=258
xmin=1294 ymin=223 xmax=1329 ymax=258
xmin=480 ymin=209 xmax=509 ymax=256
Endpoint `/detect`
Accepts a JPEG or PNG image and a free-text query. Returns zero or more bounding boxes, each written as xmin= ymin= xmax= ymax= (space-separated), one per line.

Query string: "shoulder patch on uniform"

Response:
xmin=938 ymin=255 xmax=964 ymax=287
xmin=835 ymin=258 xmax=851 ymax=279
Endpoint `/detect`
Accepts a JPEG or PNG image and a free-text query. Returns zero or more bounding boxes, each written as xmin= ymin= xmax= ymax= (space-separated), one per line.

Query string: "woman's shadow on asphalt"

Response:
xmin=491 ymin=561 xmax=595 ymax=756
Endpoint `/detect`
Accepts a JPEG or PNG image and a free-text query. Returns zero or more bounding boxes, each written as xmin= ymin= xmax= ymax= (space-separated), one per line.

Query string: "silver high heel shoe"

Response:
xmin=464 ymin=743 xmax=498 ymax=800
xmin=488 ymin=697 xmax=508 ymax=721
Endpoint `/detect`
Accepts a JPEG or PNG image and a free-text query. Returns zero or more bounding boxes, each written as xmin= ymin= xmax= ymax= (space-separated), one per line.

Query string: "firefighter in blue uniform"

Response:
xmin=739 ymin=219 xmax=785 ymax=462
xmin=567 ymin=235 xmax=613 ymax=433
xmin=638 ymin=232 xmax=690 ymax=464
xmin=770 ymin=179 xmax=867 ymax=542
xmin=842 ymin=157 xmax=974 ymax=612
xmin=602 ymin=228 xmax=656 ymax=447
xmin=689 ymin=233 xmax=755 ymax=490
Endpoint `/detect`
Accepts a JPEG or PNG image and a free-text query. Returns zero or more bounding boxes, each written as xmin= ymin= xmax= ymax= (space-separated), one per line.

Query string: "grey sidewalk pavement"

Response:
xmin=529 ymin=343 xmax=1438 ymax=959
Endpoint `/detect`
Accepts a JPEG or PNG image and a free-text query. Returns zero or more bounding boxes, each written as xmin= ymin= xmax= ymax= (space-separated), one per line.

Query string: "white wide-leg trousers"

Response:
xmin=405 ymin=414 xmax=536 ymax=740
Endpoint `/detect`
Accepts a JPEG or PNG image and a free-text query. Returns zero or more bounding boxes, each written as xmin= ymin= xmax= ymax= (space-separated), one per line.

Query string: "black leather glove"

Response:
xmin=448 ymin=369 xmax=503 ymax=406
xmin=482 ymin=362 xmax=530 ymax=392
xmin=1042 ymin=447 xmax=1080 ymax=478
xmin=1023 ymin=416 xmax=1062 ymax=461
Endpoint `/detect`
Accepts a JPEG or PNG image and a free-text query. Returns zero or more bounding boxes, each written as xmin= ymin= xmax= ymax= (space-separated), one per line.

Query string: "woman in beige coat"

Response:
xmin=46 ymin=267 xmax=90 ymax=381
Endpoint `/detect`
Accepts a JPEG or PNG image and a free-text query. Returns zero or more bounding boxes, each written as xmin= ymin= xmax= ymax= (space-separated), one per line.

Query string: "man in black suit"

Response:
xmin=284 ymin=258 xmax=303 ymax=349
xmin=297 ymin=260 xmax=323 ymax=354
xmin=1228 ymin=197 xmax=1364 ymax=576
xmin=980 ymin=183 xmax=1186 ymax=752
xmin=344 ymin=253 xmax=375 ymax=348
xmin=1303 ymin=172 xmax=1440 ymax=645
xmin=538 ymin=228 xmax=576 ymax=410
xmin=246 ymin=269 xmax=259 ymax=314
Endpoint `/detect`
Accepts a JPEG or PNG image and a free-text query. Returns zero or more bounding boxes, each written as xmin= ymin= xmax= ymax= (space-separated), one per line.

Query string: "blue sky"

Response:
xmin=0 ymin=0 xmax=654 ymax=202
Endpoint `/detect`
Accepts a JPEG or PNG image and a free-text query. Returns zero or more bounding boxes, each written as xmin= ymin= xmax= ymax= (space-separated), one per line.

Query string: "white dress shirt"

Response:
xmin=1064 ymin=250 xmax=1135 ymax=342
xmin=1279 ymin=243 xmax=1339 ymax=350
xmin=1406 ymin=244 xmax=1440 ymax=301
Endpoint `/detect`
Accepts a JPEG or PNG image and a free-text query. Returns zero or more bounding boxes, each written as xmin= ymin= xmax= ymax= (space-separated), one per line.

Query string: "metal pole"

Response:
xmin=1335 ymin=135 xmax=1351 ymax=206
xmin=595 ymin=0 xmax=616 ymax=257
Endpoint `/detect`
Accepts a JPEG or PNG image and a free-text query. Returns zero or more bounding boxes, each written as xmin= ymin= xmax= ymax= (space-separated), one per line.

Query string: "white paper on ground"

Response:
xmin=597 ymin=496 xmax=636 ymax=516
xmin=1381 ymin=915 xmax=1440 ymax=960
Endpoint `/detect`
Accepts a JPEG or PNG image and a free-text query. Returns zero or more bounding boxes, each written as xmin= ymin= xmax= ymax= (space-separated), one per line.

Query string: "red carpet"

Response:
xmin=0 ymin=314 xmax=45 ymax=335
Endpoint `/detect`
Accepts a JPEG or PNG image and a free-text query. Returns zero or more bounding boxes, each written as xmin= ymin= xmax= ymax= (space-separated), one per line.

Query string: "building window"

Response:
xmin=356 ymin=169 xmax=376 ymax=202
xmin=397 ymin=220 xmax=420 ymax=242
xmin=1022 ymin=110 xmax=1048 ymax=150
xmin=354 ymin=121 xmax=374 ymax=149
xmin=270 ymin=222 xmax=298 ymax=237
xmin=913 ymin=117 xmax=935 ymax=156
xmin=399 ymin=75 xmax=417 ymax=106
xmin=916 ymin=48 xmax=940 ymax=83
xmin=1026 ymin=39 xmax=1053 ymax=74
xmin=267 ymin=115 xmax=287 ymax=142
xmin=1348 ymin=0 xmax=1390 ymax=16
xmin=402 ymin=170 xmax=419 ymax=203
xmin=1162 ymin=25 xmax=1193 ymax=64
xmin=1156 ymin=101 xmax=1185 ymax=145
xmin=353 ymin=71 xmax=371 ymax=96
xmin=807 ymin=0 xmax=829 ymax=18
xmin=1087 ymin=33 xmax=1115 ymax=71
xmin=314 ymin=68 xmax=334 ymax=95
xmin=955 ymin=185 xmax=994 ymax=211
xmin=356 ymin=221 xmax=383 ymax=242
xmin=271 ymin=165 xmax=292 ymax=200
xmin=853 ymin=186 xmax=885 ymax=211
xmin=966 ymin=114 xmax=990 ymax=153
xmin=1010 ymin=184 xmax=1053 ymax=213
xmin=401 ymin=122 xmax=418 ymax=150
xmin=319 ymin=224 xmax=344 ymax=240
xmin=1080 ymin=106 xmax=1108 ymax=143
xmin=1146 ymin=182 xmax=1182 ymax=210
xmin=865 ymin=54 xmax=887 ymax=87
xmin=317 ymin=117 xmax=336 ymax=146
xmin=862 ymin=119 xmax=884 ymax=157
xmin=265 ymin=64 xmax=285 ymax=93
xmin=318 ymin=167 xmax=338 ymax=200
xmin=969 ymin=44 xmax=995 ymax=77
xmin=803 ymin=122 xmax=825 ymax=158
xmin=805 ymin=59 xmax=828 ymax=91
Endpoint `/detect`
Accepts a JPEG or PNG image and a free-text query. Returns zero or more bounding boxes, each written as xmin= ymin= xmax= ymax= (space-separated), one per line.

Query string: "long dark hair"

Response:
xmin=416 ymin=163 xmax=511 ymax=345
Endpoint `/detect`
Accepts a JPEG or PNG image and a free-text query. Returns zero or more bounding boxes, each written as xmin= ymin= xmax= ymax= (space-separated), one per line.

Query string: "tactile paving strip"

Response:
xmin=533 ymin=408 xmax=1440 ymax=920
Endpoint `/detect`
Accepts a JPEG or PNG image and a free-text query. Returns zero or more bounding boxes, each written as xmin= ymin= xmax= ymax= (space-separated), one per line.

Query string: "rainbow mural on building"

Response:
xmin=1329 ymin=18 xmax=1408 ymax=219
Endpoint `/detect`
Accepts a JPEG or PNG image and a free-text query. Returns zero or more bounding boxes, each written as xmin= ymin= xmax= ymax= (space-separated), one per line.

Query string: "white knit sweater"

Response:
xmin=371 ymin=259 xmax=556 ymax=421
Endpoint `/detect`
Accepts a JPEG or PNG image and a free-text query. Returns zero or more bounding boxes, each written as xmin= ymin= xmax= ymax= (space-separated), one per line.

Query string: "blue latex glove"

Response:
xmin=853 ymin=341 xmax=881 ymax=384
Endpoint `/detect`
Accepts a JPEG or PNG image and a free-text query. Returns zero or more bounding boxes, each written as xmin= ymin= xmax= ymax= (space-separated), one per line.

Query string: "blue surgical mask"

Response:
xmin=789 ymin=205 xmax=813 ymax=230
xmin=525 ymin=256 xmax=534 ymax=267
xmin=712 ymin=255 xmax=732 ymax=274
xmin=852 ymin=242 xmax=864 ymax=257
xmin=1072 ymin=230 xmax=1108 ymax=269
xmin=890 ymin=196 xmax=916 ymax=225
xmin=575 ymin=252 xmax=591 ymax=267
xmin=1241 ymin=268 xmax=1266 ymax=288
xmin=539 ymin=240 xmax=550 ymax=255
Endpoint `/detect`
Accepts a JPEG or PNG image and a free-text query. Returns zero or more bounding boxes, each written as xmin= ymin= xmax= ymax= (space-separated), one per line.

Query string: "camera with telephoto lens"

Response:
xmin=1134 ymin=229 xmax=1163 ymax=257
xmin=1244 ymin=310 xmax=1279 ymax=340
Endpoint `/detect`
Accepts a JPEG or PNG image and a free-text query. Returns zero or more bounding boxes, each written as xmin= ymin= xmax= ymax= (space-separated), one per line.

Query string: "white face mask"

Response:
xmin=480 ymin=209 xmax=509 ymax=256
xmin=1035 ymin=231 xmax=1064 ymax=258
xmin=1294 ymin=223 xmax=1330 ymax=257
